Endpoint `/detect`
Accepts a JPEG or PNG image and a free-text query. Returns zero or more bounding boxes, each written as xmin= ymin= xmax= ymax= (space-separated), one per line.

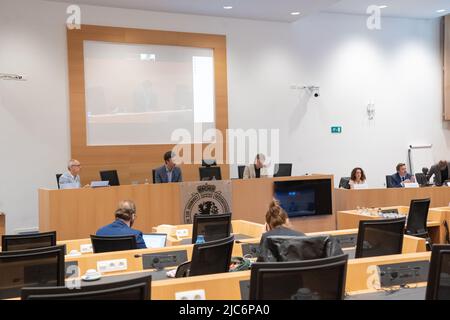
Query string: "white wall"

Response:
xmin=0 ymin=0 xmax=447 ymax=233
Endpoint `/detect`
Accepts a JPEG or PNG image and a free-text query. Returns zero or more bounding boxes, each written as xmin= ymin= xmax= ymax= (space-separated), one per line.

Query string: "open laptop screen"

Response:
xmin=142 ymin=233 xmax=167 ymax=248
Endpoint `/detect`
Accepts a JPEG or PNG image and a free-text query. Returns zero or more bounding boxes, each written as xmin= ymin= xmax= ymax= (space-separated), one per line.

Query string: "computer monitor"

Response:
xmin=99 ymin=170 xmax=120 ymax=186
xmin=274 ymin=179 xmax=332 ymax=218
xmin=405 ymin=198 xmax=430 ymax=237
xmin=249 ymin=254 xmax=348 ymax=300
xmin=189 ymin=235 xmax=234 ymax=277
xmin=22 ymin=274 xmax=152 ymax=300
xmin=0 ymin=245 xmax=65 ymax=299
xmin=2 ymin=231 xmax=57 ymax=252
xmin=273 ymin=163 xmax=292 ymax=177
xmin=142 ymin=233 xmax=167 ymax=249
xmin=90 ymin=235 xmax=137 ymax=253
xmin=426 ymin=244 xmax=450 ymax=300
xmin=192 ymin=213 xmax=232 ymax=244
xmin=199 ymin=166 xmax=222 ymax=181
xmin=355 ymin=217 xmax=406 ymax=259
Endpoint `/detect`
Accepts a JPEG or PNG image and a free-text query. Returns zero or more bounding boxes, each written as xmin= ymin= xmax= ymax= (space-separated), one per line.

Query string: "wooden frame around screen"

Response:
xmin=67 ymin=25 xmax=229 ymax=184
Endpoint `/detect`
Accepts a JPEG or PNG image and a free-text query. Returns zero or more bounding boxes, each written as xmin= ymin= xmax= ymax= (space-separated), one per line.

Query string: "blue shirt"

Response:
xmin=96 ymin=220 xmax=147 ymax=249
xmin=166 ymin=166 xmax=173 ymax=183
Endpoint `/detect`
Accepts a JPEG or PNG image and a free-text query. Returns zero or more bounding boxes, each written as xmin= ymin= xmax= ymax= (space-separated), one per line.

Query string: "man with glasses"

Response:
xmin=59 ymin=159 xmax=84 ymax=189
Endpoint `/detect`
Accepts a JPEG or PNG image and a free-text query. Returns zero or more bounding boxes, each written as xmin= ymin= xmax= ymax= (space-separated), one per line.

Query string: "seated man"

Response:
xmin=154 ymin=151 xmax=182 ymax=183
xmin=96 ymin=200 xmax=146 ymax=249
xmin=427 ymin=160 xmax=450 ymax=186
xmin=243 ymin=153 xmax=268 ymax=179
xmin=390 ymin=163 xmax=416 ymax=188
xmin=59 ymin=159 xmax=84 ymax=189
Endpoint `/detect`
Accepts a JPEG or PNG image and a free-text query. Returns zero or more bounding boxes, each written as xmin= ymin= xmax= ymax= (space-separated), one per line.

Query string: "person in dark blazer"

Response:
xmin=427 ymin=160 xmax=450 ymax=186
xmin=96 ymin=200 xmax=146 ymax=249
xmin=259 ymin=199 xmax=305 ymax=245
xmin=154 ymin=151 xmax=183 ymax=183
xmin=389 ymin=163 xmax=416 ymax=188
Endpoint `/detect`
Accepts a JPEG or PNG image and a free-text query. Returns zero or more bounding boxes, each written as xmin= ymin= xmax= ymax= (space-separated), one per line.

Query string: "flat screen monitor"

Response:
xmin=273 ymin=179 xmax=332 ymax=218
xmin=142 ymin=233 xmax=167 ymax=249
xmin=199 ymin=166 xmax=222 ymax=181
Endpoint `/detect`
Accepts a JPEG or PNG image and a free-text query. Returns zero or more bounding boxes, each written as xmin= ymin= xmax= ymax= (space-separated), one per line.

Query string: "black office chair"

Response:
xmin=238 ymin=165 xmax=246 ymax=179
xmin=22 ymin=274 xmax=152 ymax=300
xmin=385 ymin=175 xmax=395 ymax=188
xmin=199 ymin=166 xmax=222 ymax=181
xmin=339 ymin=177 xmax=351 ymax=189
xmin=273 ymin=163 xmax=292 ymax=177
xmin=355 ymin=218 xmax=406 ymax=258
xmin=90 ymin=235 xmax=137 ymax=253
xmin=425 ymin=244 xmax=450 ymax=300
xmin=56 ymin=174 xmax=62 ymax=189
xmin=175 ymin=235 xmax=234 ymax=278
xmin=2 ymin=231 xmax=57 ymax=251
xmin=249 ymin=254 xmax=348 ymax=300
xmin=258 ymin=235 xmax=344 ymax=262
xmin=152 ymin=169 xmax=156 ymax=183
xmin=99 ymin=170 xmax=120 ymax=186
xmin=0 ymin=245 xmax=65 ymax=300
xmin=405 ymin=198 xmax=432 ymax=249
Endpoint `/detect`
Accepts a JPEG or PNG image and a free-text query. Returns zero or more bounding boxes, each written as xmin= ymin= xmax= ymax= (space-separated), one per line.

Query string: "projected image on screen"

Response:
xmin=83 ymin=41 xmax=215 ymax=146
xmin=274 ymin=180 xmax=332 ymax=218
xmin=275 ymin=188 xmax=315 ymax=218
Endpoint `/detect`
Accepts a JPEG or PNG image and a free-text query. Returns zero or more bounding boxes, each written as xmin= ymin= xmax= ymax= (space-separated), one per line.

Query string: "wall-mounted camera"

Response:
xmin=298 ymin=85 xmax=320 ymax=97
xmin=0 ymin=73 xmax=26 ymax=81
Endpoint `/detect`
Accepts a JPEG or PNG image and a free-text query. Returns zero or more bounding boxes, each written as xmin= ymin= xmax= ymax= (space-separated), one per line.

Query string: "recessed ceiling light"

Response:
xmin=291 ymin=12 xmax=301 ymax=16
xmin=378 ymin=5 xmax=388 ymax=9
xmin=437 ymin=9 xmax=446 ymax=13
xmin=223 ymin=6 xmax=233 ymax=10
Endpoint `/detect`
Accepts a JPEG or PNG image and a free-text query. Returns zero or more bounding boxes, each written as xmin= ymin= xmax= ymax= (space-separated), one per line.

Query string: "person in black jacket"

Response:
xmin=259 ymin=199 xmax=305 ymax=245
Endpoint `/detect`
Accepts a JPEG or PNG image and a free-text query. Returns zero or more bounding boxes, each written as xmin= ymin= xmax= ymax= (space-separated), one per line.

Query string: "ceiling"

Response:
xmin=49 ymin=0 xmax=450 ymax=22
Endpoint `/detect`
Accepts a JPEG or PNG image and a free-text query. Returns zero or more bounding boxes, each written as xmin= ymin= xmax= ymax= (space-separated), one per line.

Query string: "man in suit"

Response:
xmin=390 ymin=163 xmax=416 ymax=188
xmin=243 ymin=153 xmax=268 ymax=179
xmin=427 ymin=160 xmax=450 ymax=186
xmin=96 ymin=200 xmax=146 ymax=249
xmin=154 ymin=151 xmax=183 ymax=183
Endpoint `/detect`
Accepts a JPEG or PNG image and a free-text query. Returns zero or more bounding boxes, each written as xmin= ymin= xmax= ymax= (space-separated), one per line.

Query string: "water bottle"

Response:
xmin=195 ymin=235 xmax=205 ymax=244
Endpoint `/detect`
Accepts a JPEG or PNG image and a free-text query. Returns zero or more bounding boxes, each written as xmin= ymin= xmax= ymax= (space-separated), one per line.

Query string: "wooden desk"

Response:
xmin=39 ymin=175 xmax=335 ymax=240
xmin=429 ymin=207 xmax=450 ymax=244
xmin=60 ymin=220 xmax=264 ymax=254
xmin=64 ymin=229 xmax=426 ymax=276
xmin=337 ymin=206 xmax=445 ymax=243
xmin=150 ymin=252 xmax=431 ymax=299
xmin=0 ymin=212 xmax=5 ymax=237
xmin=335 ymin=187 xmax=450 ymax=211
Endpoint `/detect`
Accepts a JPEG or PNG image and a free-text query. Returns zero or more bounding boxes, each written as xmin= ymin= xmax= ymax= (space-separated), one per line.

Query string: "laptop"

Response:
xmin=90 ymin=181 xmax=109 ymax=188
xmin=142 ymin=233 xmax=167 ymax=249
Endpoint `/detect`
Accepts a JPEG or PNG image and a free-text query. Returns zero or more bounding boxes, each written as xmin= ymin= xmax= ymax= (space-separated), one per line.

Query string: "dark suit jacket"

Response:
xmin=96 ymin=220 xmax=146 ymax=249
xmin=390 ymin=172 xmax=414 ymax=188
xmin=427 ymin=163 xmax=450 ymax=186
xmin=154 ymin=165 xmax=182 ymax=183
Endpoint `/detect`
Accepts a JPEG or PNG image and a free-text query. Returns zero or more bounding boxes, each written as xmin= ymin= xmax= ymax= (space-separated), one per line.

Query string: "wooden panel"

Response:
xmin=445 ymin=15 xmax=450 ymax=120
xmin=335 ymin=187 xmax=450 ymax=212
xmin=67 ymin=25 xmax=229 ymax=185
xmin=40 ymin=175 xmax=335 ymax=240
xmin=0 ymin=213 xmax=5 ymax=236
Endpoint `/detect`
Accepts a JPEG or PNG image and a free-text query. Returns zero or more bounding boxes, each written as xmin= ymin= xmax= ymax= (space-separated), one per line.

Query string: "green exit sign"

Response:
xmin=331 ymin=126 xmax=342 ymax=134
